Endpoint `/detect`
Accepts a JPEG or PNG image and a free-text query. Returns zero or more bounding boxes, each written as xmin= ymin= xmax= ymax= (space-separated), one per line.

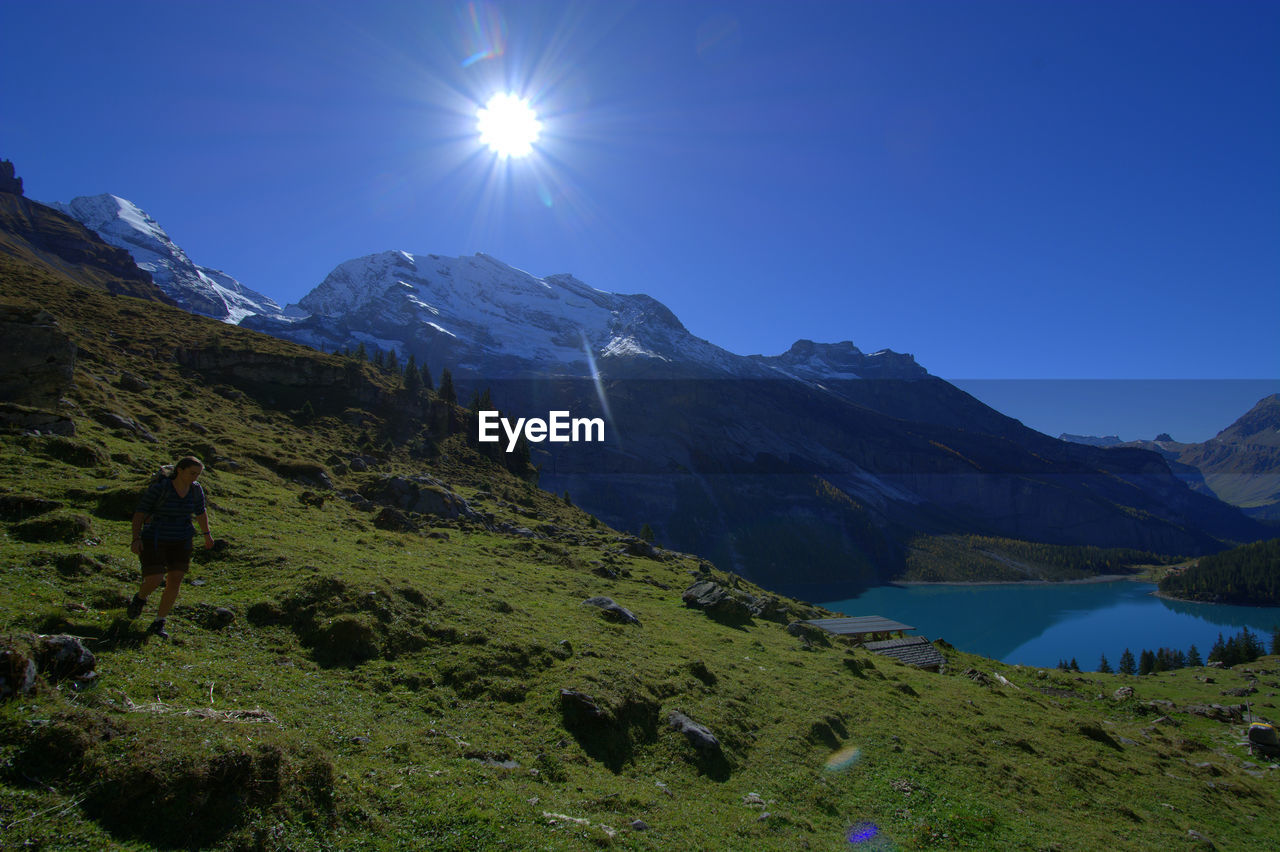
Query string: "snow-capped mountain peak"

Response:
xmin=47 ymin=194 xmax=282 ymax=323
xmin=266 ymin=249 xmax=734 ymax=376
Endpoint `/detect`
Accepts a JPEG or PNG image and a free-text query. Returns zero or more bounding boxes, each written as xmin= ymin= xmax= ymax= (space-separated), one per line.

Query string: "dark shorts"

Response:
xmin=139 ymin=539 xmax=192 ymax=576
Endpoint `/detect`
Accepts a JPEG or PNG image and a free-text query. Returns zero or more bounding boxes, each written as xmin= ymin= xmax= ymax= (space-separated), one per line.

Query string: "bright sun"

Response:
xmin=476 ymin=93 xmax=541 ymax=158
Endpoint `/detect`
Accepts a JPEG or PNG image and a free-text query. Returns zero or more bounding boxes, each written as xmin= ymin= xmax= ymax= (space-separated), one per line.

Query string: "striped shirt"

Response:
xmin=136 ymin=479 xmax=206 ymax=543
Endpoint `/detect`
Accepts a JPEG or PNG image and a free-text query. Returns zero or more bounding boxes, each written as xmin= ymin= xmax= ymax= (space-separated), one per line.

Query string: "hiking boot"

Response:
xmin=126 ymin=594 xmax=146 ymax=619
xmin=147 ymin=618 xmax=170 ymax=640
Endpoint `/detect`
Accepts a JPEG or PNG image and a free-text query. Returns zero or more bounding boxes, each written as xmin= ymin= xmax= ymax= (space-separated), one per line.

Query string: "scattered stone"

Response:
xmin=629 ymin=819 xmax=649 ymax=831
xmin=786 ymin=620 xmax=831 ymax=647
xmin=96 ymin=411 xmax=158 ymax=443
xmin=1220 ymin=686 xmax=1257 ymax=697
xmin=0 ymin=646 xmax=38 ymax=699
xmin=359 ymin=475 xmax=479 ymax=521
xmin=36 ymin=635 xmax=96 ymax=682
xmin=373 ymin=507 xmax=418 ymax=533
xmin=1113 ymin=686 xmax=1135 ymax=700
xmin=742 ymin=792 xmax=766 ymax=807
xmin=559 ymin=689 xmax=608 ymax=723
xmin=667 ymin=710 xmax=722 ymax=757
xmin=117 ymin=371 xmax=150 ymax=392
xmin=581 ymin=596 xmax=641 ymax=626
xmin=1184 ymin=704 xmax=1244 ymax=724
xmin=681 ymin=581 xmax=752 ymax=622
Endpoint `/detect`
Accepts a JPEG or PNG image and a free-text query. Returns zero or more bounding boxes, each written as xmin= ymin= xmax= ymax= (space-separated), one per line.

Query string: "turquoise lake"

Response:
xmin=821 ymin=581 xmax=1280 ymax=669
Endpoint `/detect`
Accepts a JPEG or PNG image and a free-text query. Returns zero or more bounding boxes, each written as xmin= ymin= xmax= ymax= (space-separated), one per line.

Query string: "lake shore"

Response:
xmin=892 ymin=573 xmax=1144 ymax=588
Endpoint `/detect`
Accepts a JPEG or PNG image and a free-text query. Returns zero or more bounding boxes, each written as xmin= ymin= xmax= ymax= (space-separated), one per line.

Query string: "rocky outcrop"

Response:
xmin=0 ymin=160 xmax=22 ymax=196
xmin=1 ymin=633 xmax=97 ymax=699
xmin=0 ymin=304 xmax=76 ymax=434
xmin=0 ymin=305 xmax=76 ymax=408
xmin=681 ymin=580 xmax=790 ymax=624
xmin=359 ymin=475 xmax=480 ymax=522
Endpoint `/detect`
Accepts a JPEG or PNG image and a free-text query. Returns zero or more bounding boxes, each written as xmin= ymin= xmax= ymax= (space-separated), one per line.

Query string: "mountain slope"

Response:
xmin=1 ymin=256 xmax=1277 ymax=851
xmin=0 ymin=190 xmax=166 ymax=303
xmin=1067 ymin=396 xmax=1280 ymax=520
xmin=49 ymin=194 xmax=283 ymax=323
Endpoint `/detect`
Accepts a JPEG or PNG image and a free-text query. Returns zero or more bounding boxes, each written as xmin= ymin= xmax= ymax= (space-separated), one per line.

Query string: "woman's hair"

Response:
xmin=171 ymin=456 xmax=204 ymax=477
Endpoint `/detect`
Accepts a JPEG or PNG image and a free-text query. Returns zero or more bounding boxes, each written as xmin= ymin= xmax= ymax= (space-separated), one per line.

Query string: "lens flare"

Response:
xmin=824 ymin=745 xmax=862 ymax=772
xmin=458 ymin=1 xmax=507 ymax=67
xmin=847 ymin=821 xmax=879 ymax=844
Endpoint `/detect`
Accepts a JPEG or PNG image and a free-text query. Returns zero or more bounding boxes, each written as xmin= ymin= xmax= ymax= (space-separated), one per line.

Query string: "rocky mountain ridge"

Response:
xmin=1062 ymin=394 xmax=1280 ymax=520
xmin=48 ymin=194 xmax=283 ymax=323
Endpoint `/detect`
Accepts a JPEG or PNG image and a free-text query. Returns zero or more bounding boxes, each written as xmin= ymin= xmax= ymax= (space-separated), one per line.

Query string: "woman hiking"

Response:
xmin=126 ymin=456 xmax=214 ymax=639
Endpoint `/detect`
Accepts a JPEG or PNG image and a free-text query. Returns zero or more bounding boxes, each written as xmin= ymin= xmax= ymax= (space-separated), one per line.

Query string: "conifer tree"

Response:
xmin=1138 ymin=649 xmax=1155 ymax=676
xmin=387 ymin=348 xmax=400 ymax=374
xmin=639 ymin=523 xmax=655 ymax=543
xmin=404 ymin=354 xmax=421 ymax=394
xmin=1118 ymin=648 xmax=1136 ymax=675
xmin=421 ymin=361 xmax=434 ymax=391
xmin=1242 ymin=626 xmax=1264 ymax=661
xmin=373 ymin=348 xmax=386 ymax=370
xmin=1098 ymin=654 xmax=1113 ymax=674
xmin=1271 ymin=627 xmax=1280 ymax=656
xmin=1209 ymin=633 xmax=1226 ymax=664
xmin=438 ymin=368 xmax=457 ymax=405
xmin=1187 ymin=644 xmax=1203 ymax=667
xmin=355 ymin=341 xmax=368 ymax=361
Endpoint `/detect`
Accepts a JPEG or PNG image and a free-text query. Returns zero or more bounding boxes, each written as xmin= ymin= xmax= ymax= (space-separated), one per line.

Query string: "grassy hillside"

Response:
xmin=2 ymin=263 xmax=1279 ymax=850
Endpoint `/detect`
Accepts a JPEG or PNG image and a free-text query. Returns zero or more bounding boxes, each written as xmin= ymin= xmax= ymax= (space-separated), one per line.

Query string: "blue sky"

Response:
xmin=2 ymin=0 xmax=1277 ymax=439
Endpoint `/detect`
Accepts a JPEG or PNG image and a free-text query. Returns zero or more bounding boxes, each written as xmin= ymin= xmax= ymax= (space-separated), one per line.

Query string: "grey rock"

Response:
xmin=667 ymin=710 xmax=722 ymax=756
xmin=36 ymin=634 xmax=96 ymax=681
xmin=582 ymin=596 xmax=641 ymax=626
xmin=117 ymin=371 xmax=150 ymax=392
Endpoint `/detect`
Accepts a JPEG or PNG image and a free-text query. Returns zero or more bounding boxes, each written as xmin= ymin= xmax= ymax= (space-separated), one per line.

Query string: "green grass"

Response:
xmin=1 ymin=265 xmax=1279 ymax=850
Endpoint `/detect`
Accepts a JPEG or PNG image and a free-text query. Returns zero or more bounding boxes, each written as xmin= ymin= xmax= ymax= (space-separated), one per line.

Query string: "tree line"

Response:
xmin=1072 ymin=626 xmax=1280 ymax=676
xmin=1157 ymin=538 xmax=1280 ymax=606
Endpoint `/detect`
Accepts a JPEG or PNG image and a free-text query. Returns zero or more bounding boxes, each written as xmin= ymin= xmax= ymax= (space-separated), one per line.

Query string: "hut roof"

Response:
xmin=804 ymin=616 xmax=915 ymax=636
xmin=863 ymin=636 xmax=946 ymax=670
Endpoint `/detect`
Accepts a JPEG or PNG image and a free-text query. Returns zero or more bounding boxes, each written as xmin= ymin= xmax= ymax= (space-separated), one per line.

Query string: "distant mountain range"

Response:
xmin=32 ymin=186 xmax=1270 ymax=595
xmin=1061 ymin=394 xmax=1280 ymax=521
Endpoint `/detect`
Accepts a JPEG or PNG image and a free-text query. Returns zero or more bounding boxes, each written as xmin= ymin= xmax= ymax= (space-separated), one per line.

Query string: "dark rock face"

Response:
xmin=0 ymin=160 xmax=22 ymax=196
xmin=0 ymin=305 xmax=76 ymax=420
